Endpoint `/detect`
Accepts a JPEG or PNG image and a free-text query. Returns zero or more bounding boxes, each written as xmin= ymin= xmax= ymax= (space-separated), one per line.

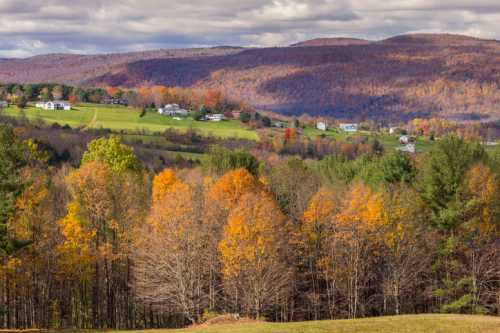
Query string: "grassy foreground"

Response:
xmin=40 ymin=315 xmax=499 ymax=333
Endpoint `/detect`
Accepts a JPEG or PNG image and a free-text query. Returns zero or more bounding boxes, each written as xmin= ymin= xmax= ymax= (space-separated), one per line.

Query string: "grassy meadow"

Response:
xmin=303 ymin=126 xmax=435 ymax=152
xmin=5 ymin=103 xmax=493 ymax=154
xmin=39 ymin=315 xmax=500 ymax=333
xmin=2 ymin=104 xmax=259 ymax=140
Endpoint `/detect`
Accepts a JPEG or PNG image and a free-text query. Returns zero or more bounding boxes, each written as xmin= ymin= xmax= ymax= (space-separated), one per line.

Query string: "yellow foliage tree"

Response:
xmin=151 ymin=168 xmax=178 ymax=204
xmin=322 ymin=183 xmax=387 ymax=319
xmin=299 ymin=187 xmax=338 ymax=319
xmin=219 ymin=191 xmax=290 ymax=318
xmin=134 ymin=178 xmax=209 ymax=323
xmin=57 ymin=201 xmax=96 ymax=279
xmin=206 ymin=168 xmax=259 ymax=213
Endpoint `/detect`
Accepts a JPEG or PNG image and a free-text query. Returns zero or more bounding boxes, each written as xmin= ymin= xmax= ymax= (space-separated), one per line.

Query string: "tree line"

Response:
xmin=0 ymin=124 xmax=498 ymax=329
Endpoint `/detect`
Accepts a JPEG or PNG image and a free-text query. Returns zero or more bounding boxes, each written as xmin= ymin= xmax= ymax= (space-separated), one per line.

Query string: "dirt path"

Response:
xmin=83 ymin=109 xmax=98 ymax=130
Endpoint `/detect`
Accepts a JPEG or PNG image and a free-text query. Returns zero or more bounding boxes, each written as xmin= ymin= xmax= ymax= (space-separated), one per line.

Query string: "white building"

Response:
xmin=397 ymin=143 xmax=416 ymax=154
xmin=339 ymin=123 xmax=358 ymax=132
xmin=158 ymin=104 xmax=188 ymax=116
xmin=399 ymin=135 xmax=415 ymax=145
xmin=389 ymin=127 xmax=399 ymax=134
xmin=0 ymin=101 xmax=8 ymax=108
xmin=205 ymin=114 xmax=225 ymax=122
xmin=316 ymin=122 xmax=328 ymax=131
xmin=36 ymin=101 xmax=71 ymax=110
xmin=274 ymin=121 xmax=286 ymax=128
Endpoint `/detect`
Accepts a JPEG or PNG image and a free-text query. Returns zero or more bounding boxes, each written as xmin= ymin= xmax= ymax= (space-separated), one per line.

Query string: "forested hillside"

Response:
xmin=0 ymin=34 xmax=499 ymax=121
xmin=0 ymin=123 xmax=498 ymax=330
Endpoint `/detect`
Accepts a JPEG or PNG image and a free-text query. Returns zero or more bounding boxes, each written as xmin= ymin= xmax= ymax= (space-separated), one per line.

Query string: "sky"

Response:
xmin=0 ymin=0 xmax=499 ymax=58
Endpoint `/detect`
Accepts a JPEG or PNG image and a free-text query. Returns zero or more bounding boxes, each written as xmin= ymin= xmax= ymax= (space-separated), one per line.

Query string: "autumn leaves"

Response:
xmin=133 ymin=168 xmax=288 ymax=320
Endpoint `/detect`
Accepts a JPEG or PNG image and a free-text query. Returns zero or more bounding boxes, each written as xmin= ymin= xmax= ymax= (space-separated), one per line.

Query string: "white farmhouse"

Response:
xmin=396 ymin=143 xmax=416 ymax=154
xmin=206 ymin=114 xmax=225 ymax=122
xmin=389 ymin=127 xmax=399 ymax=134
xmin=316 ymin=121 xmax=328 ymax=131
xmin=399 ymin=135 xmax=415 ymax=145
xmin=36 ymin=101 xmax=71 ymax=110
xmin=158 ymin=104 xmax=188 ymax=116
xmin=339 ymin=123 xmax=358 ymax=132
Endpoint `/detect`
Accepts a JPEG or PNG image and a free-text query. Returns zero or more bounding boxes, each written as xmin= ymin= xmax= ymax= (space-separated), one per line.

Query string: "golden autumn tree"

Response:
xmin=219 ymin=191 xmax=291 ymax=318
xmin=65 ymin=161 xmax=113 ymax=328
xmin=134 ymin=178 xmax=208 ymax=324
xmin=461 ymin=164 xmax=500 ymax=312
xmin=203 ymin=168 xmax=261 ymax=309
xmin=58 ymin=201 xmax=95 ymax=279
xmin=206 ymin=168 xmax=259 ymax=213
xmin=64 ymin=155 xmax=147 ymax=329
xmin=6 ymin=168 xmax=55 ymax=328
xmin=379 ymin=186 xmax=430 ymax=315
xmin=151 ymin=168 xmax=178 ymax=204
xmin=324 ymin=183 xmax=387 ymax=319
xmin=299 ymin=187 xmax=338 ymax=319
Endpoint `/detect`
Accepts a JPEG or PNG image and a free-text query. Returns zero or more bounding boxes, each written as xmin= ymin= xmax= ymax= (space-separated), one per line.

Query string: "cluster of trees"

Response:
xmin=261 ymin=128 xmax=384 ymax=159
xmin=0 ymin=84 xmax=115 ymax=106
xmin=0 ymin=84 xmax=250 ymax=116
xmin=0 ymin=124 xmax=498 ymax=329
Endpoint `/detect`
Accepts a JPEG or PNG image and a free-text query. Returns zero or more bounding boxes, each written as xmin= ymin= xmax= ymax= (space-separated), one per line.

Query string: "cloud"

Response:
xmin=0 ymin=0 xmax=498 ymax=57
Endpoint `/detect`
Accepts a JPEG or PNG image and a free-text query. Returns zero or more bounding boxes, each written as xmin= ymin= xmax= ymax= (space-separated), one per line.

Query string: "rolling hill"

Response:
xmin=1 ymin=34 xmax=499 ymax=122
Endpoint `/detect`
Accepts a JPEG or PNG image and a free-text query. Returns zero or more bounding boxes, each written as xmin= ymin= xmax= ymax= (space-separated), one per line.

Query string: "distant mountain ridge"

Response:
xmin=290 ymin=37 xmax=371 ymax=47
xmin=1 ymin=33 xmax=499 ymax=122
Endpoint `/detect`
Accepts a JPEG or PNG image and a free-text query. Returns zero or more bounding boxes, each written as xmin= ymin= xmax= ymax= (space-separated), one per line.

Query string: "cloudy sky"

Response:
xmin=0 ymin=0 xmax=499 ymax=57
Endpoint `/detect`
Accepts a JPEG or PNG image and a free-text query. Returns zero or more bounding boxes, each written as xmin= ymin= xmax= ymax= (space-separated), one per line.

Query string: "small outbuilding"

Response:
xmin=158 ymin=104 xmax=188 ymax=116
xmin=339 ymin=123 xmax=358 ymax=132
xmin=316 ymin=122 xmax=328 ymax=131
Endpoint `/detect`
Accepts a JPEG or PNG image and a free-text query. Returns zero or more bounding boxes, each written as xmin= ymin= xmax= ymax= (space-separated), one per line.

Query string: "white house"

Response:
xmin=396 ymin=143 xmax=416 ymax=154
xmin=316 ymin=122 xmax=328 ymax=131
xmin=339 ymin=123 xmax=358 ymax=132
xmin=36 ymin=101 xmax=71 ymax=110
xmin=399 ymin=135 xmax=415 ymax=145
xmin=389 ymin=127 xmax=399 ymax=134
xmin=158 ymin=104 xmax=188 ymax=116
xmin=0 ymin=101 xmax=8 ymax=108
xmin=205 ymin=114 xmax=225 ymax=122
xmin=274 ymin=121 xmax=286 ymax=128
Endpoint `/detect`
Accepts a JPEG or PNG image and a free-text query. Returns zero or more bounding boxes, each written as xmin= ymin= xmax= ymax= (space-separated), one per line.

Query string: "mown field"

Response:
xmin=4 ymin=103 xmax=493 ymax=154
xmin=2 ymin=104 xmax=259 ymax=140
xmin=303 ymin=126 xmax=435 ymax=152
xmin=38 ymin=315 xmax=500 ymax=333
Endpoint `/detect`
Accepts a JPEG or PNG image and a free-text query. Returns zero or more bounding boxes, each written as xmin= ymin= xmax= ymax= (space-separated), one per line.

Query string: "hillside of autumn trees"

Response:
xmin=0 ymin=33 xmax=498 ymax=122
xmin=0 ymin=121 xmax=499 ymax=329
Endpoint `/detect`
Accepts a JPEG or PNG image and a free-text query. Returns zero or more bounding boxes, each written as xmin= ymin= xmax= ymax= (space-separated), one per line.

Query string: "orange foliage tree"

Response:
xmin=219 ymin=191 xmax=291 ymax=317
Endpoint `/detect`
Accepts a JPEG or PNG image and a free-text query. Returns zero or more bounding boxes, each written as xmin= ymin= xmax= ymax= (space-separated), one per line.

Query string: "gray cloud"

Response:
xmin=0 ymin=0 xmax=498 ymax=57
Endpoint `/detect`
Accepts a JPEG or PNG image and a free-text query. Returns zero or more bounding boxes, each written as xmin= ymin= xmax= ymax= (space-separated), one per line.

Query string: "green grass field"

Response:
xmin=304 ymin=126 xmax=435 ymax=152
xmin=2 ymin=104 xmax=259 ymax=140
xmin=40 ymin=315 xmax=500 ymax=333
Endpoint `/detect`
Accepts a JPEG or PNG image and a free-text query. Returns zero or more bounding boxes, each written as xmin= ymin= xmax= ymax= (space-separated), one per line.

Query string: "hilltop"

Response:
xmin=0 ymin=33 xmax=499 ymax=121
xmin=290 ymin=37 xmax=371 ymax=47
